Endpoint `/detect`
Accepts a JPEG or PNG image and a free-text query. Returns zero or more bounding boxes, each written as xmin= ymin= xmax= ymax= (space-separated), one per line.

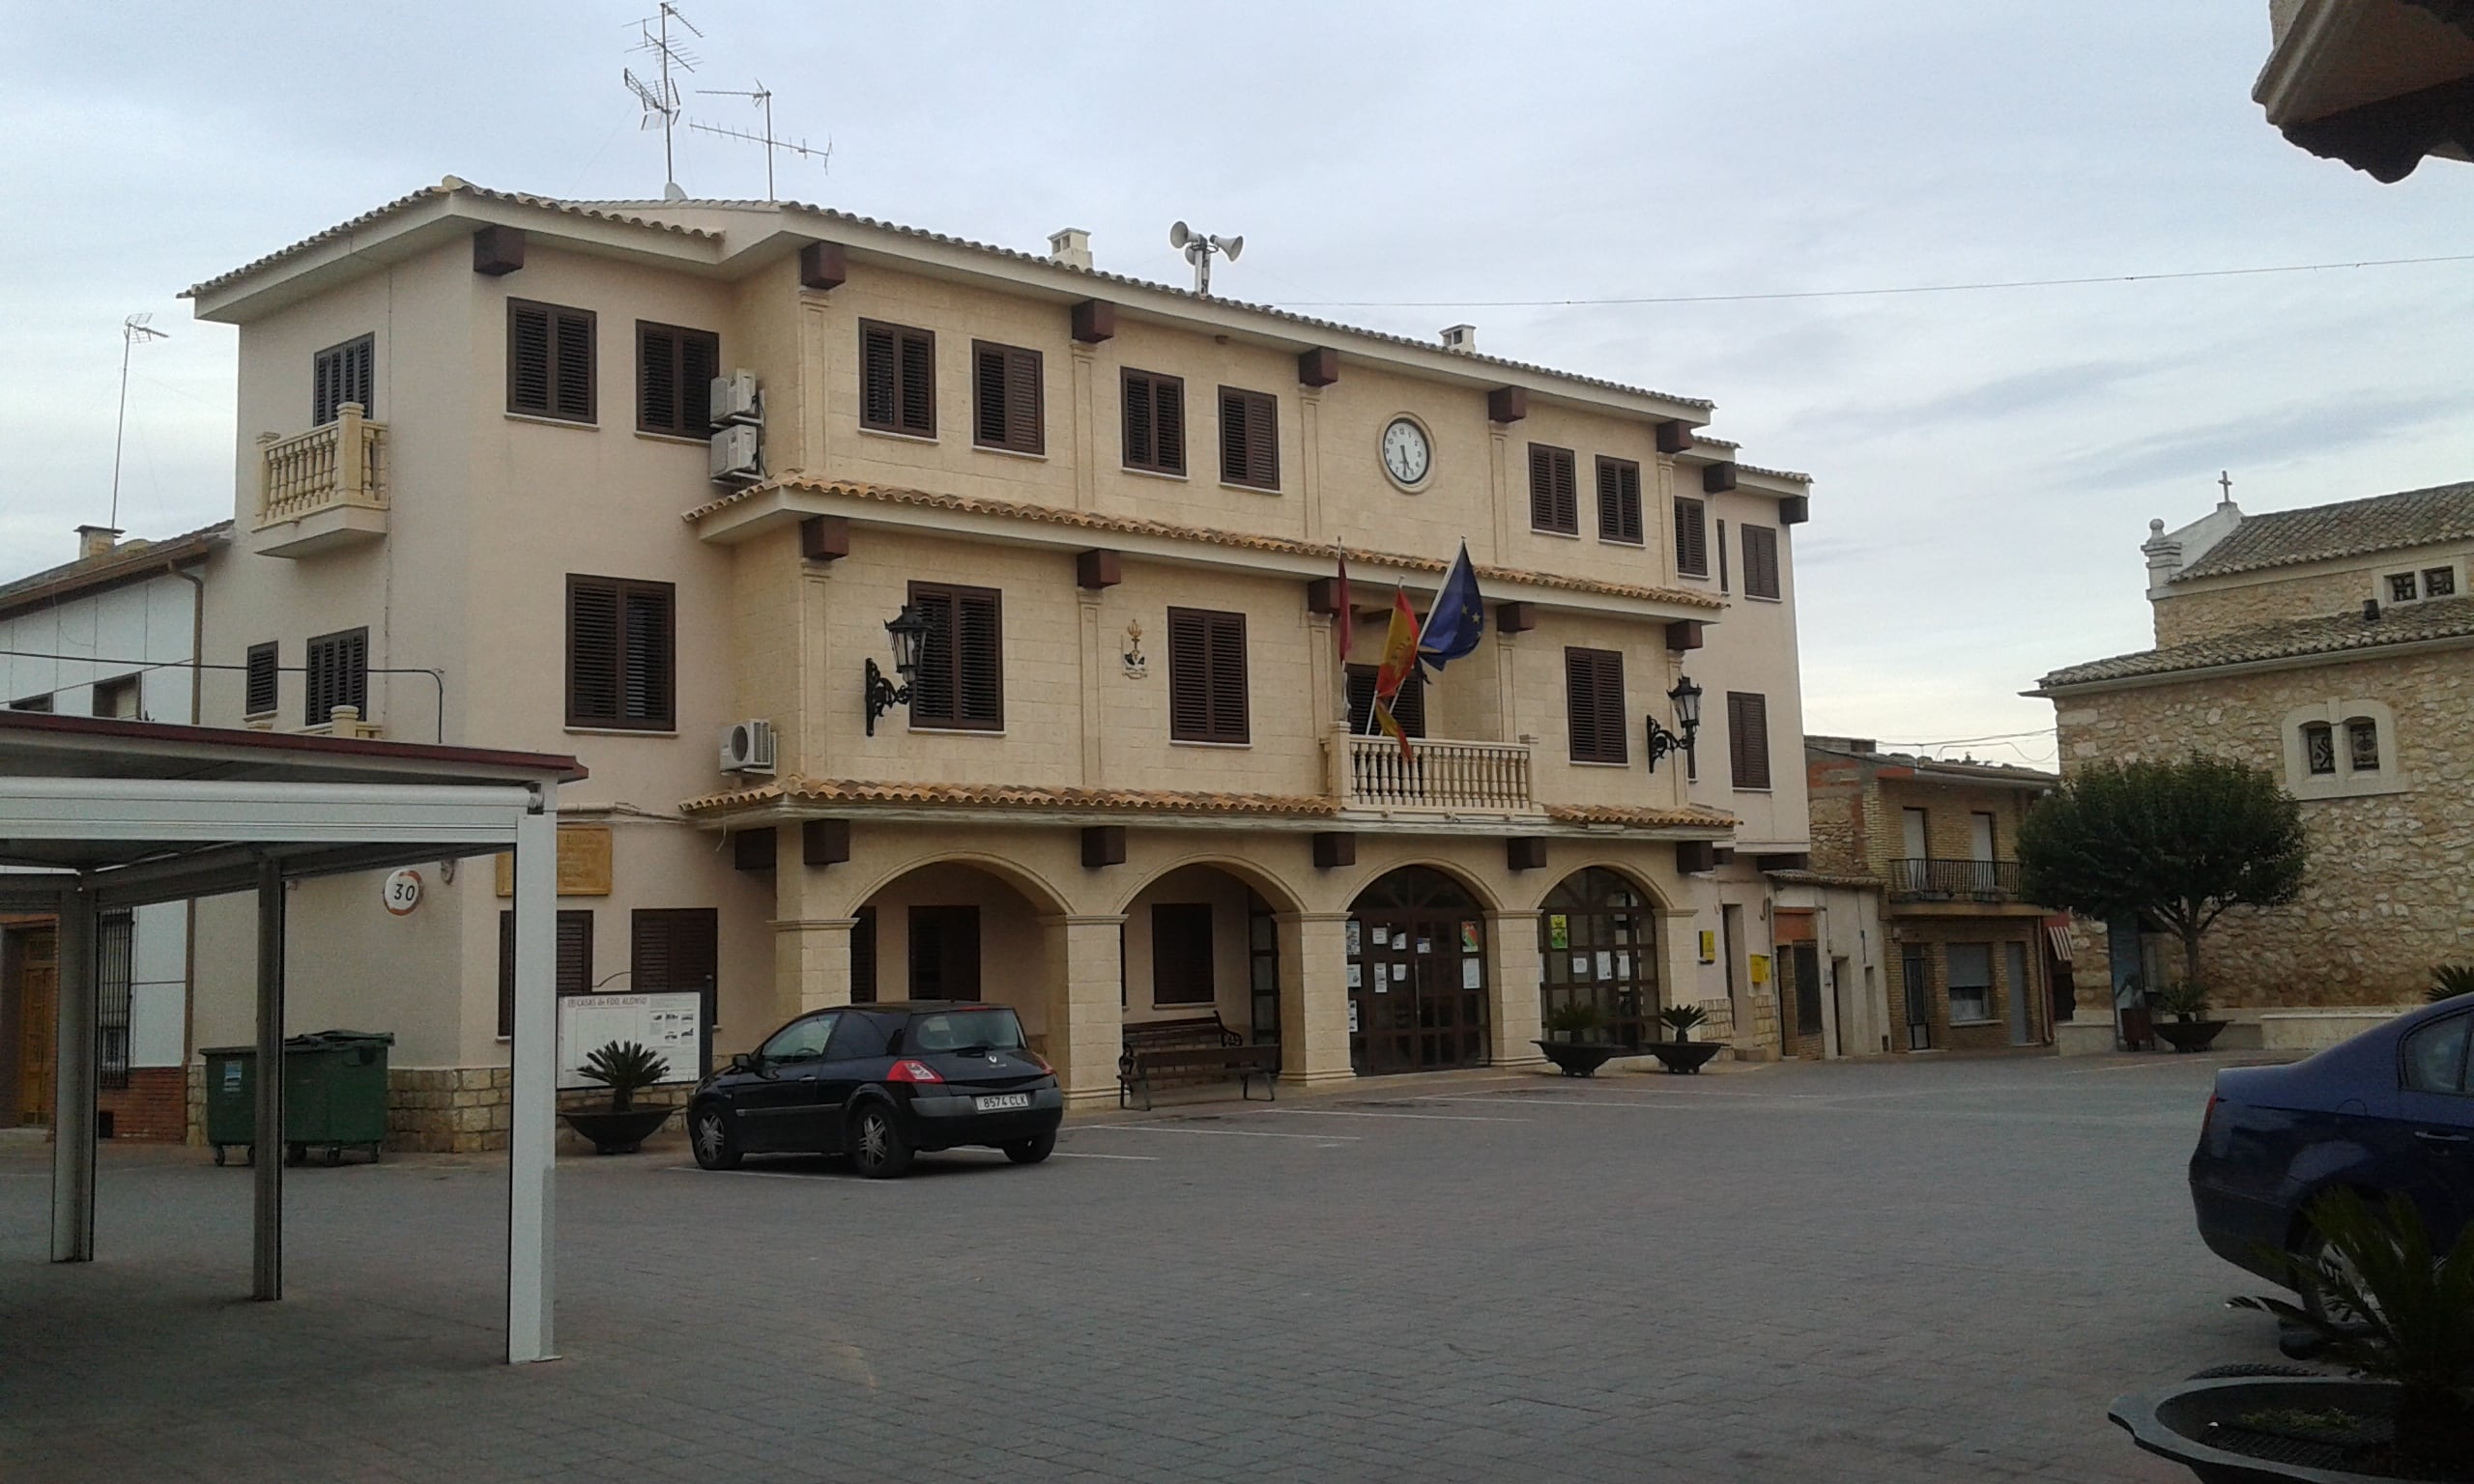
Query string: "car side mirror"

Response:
xmin=728 ymin=1052 xmax=756 ymax=1074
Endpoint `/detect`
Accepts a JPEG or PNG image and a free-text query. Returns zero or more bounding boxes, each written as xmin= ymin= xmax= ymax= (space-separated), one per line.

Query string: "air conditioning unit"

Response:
xmin=708 ymin=423 xmax=762 ymax=484
xmin=710 ymin=370 xmax=761 ymax=426
xmin=719 ymin=719 xmax=776 ymax=776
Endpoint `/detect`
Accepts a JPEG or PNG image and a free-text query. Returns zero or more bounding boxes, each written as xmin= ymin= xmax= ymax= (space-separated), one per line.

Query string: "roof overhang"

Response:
xmin=2257 ymin=0 xmax=2474 ymax=179
xmin=2028 ymin=626 xmax=2474 ymax=698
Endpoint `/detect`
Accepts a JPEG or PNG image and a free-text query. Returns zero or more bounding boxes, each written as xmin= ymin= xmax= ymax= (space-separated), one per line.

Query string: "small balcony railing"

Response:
xmin=1343 ymin=735 xmax=1533 ymax=812
xmin=1888 ymin=857 xmax=2022 ymax=902
xmin=258 ymin=403 xmax=388 ymax=529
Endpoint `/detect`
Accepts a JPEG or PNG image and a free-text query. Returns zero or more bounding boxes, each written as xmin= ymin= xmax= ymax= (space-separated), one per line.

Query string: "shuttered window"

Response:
xmin=566 ymin=575 xmax=675 ymax=730
xmin=1151 ymin=903 xmax=1216 ymax=1007
xmin=971 ymin=341 xmax=1044 ymax=454
xmin=908 ymin=582 xmax=1003 ymax=730
xmin=632 ymin=907 xmax=719 ymax=1029
xmin=303 ymin=627 xmax=367 ymax=727
xmin=497 ymin=909 xmax=595 ymax=1038
xmin=1167 ymin=607 xmax=1249 ymax=744
xmin=1565 ymin=646 xmax=1626 ymax=764
xmin=1728 ymin=691 xmax=1772 ymax=790
xmin=1674 ymin=497 xmax=1710 ymax=577
xmin=1529 ymin=443 xmax=1578 ymax=534
xmin=245 ymin=641 xmax=278 ymax=718
xmin=1597 ymin=456 xmax=1643 ymax=545
xmin=1344 ymin=664 xmax=1425 ymax=738
xmin=1218 ymin=386 xmax=1280 ymax=490
xmin=312 ymin=334 xmax=374 ymax=424
xmin=1742 ymin=523 xmax=1782 ymax=600
xmin=636 ymin=321 xmax=719 ymax=437
xmin=850 ymin=905 xmax=877 ymax=1005
xmin=506 ymin=300 xmax=595 ymax=422
xmin=859 ymin=320 xmax=935 ymax=437
xmin=1122 ymin=369 xmax=1186 ymax=474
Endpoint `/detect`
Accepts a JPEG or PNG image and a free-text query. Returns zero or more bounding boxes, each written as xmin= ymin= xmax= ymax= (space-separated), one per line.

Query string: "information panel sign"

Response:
xmin=555 ymin=991 xmax=706 ymax=1091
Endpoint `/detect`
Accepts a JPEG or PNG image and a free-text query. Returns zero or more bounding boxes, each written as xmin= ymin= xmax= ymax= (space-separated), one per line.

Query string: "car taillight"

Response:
xmin=2201 ymin=1092 xmax=2220 ymax=1140
xmin=887 ymin=1059 xmax=943 ymax=1084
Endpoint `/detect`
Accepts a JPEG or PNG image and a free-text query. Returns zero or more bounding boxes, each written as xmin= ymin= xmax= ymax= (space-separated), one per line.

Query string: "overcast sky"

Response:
xmin=8 ymin=2 xmax=2470 ymax=769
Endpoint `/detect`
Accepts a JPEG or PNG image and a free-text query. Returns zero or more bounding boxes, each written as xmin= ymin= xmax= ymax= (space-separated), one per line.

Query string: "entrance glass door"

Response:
xmin=1346 ymin=868 xmax=1488 ymax=1074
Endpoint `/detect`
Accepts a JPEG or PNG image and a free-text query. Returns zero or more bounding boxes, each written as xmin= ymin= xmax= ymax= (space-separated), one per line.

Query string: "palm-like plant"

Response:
xmin=2150 ymin=981 xmax=2212 ymax=1023
xmin=2431 ymin=964 xmax=2474 ymax=1004
xmin=577 ymin=1041 xmax=672 ymax=1112
xmin=2229 ymin=1190 xmax=2474 ymax=1464
xmin=1543 ymin=1000 xmax=1603 ymax=1040
xmin=1657 ymin=1004 xmax=1710 ymax=1043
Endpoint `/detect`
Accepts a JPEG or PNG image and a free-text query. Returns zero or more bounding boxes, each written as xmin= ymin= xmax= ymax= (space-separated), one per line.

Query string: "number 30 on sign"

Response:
xmin=383 ymin=869 xmax=423 ymax=916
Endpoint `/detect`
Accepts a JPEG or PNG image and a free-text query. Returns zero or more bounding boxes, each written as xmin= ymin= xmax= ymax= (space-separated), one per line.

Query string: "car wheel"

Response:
xmin=1003 ymin=1129 xmax=1055 ymax=1165
xmin=849 ymin=1103 xmax=913 ymax=1179
xmin=2287 ymin=1204 xmax=2380 ymax=1331
xmin=689 ymin=1103 xmax=741 ymax=1171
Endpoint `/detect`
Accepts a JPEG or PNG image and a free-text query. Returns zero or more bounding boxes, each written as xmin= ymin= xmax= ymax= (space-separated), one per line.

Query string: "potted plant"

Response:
xmin=1533 ymin=1001 xmax=1621 ymax=1076
xmin=2431 ymin=964 xmax=2474 ymax=1004
xmin=2149 ymin=983 xmax=2229 ymax=1053
xmin=561 ymin=1041 xmax=676 ymax=1155
xmin=2111 ymin=1190 xmax=2474 ymax=1481
xmin=1647 ymin=1004 xmax=1721 ymax=1073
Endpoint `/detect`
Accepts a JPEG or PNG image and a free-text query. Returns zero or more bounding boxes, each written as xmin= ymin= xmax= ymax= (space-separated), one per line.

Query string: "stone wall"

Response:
xmin=2052 ymin=646 xmax=2474 ymax=1007
xmin=2152 ymin=568 xmax=2367 ymax=647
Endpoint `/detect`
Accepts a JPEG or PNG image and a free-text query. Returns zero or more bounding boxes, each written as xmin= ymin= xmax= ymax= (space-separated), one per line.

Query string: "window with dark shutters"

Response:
xmin=1597 ymin=456 xmax=1644 ymax=545
xmin=907 ymin=582 xmax=1004 ymax=730
xmin=1728 ymin=691 xmax=1772 ymax=790
xmin=565 ymin=575 xmax=675 ymax=729
xmin=850 ymin=906 xmax=877 ymax=1004
xmin=1344 ymin=664 xmax=1425 ymax=737
xmin=244 ymin=642 xmax=278 ymax=718
xmin=1674 ymin=497 xmax=1710 ymax=576
xmin=1218 ymin=386 xmax=1280 ymax=490
xmin=631 ymin=907 xmax=719 ymax=1029
xmin=506 ymin=300 xmax=595 ymax=422
xmin=1167 ymin=607 xmax=1249 ymax=744
xmin=1529 ymin=443 xmax=1578 ymax=534
xmin=303 ymin=627 xmax=367 ymax=726
xmin=859 ymin=320 xmax=936 ymax=437
xmin=636 ymin=321 xmax=719 ymax=436
xmin=497 ymin=909 xmax=595 ymax=1038
xmin=1742 ymin=524 xmax=1781 ymax=600
xmin=971 ymin=341 xmax=1044 ymax=454
xmin=1122 ymin=369 xmax=1186 ymax=474
xmin=313 ymin=334 xmax=374 ymax=424
xmin=1565 ymin=647 xmax=1627 ymax=763
xmin=1151 ymin=903 xmax=1216 ymax=1007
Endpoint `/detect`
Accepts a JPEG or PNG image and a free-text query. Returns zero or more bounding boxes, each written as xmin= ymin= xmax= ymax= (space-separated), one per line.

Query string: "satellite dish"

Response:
xmin=1168 ymin=220 xmax=1192 ymax=249
xmin=1215 ymin=234 xmax=1243 ymax=262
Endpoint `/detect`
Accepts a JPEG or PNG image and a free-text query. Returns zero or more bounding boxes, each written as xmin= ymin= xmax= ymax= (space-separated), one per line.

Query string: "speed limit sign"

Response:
xmin=383 ymin=869 xmax=423 ymax=916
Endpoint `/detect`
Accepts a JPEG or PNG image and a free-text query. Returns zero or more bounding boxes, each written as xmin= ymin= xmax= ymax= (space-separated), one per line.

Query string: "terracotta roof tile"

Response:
xmin=0 ymin=522 xmax=232 ymax=616
xmin=2174 ymin=480 xmax=2474 ymax=582
xmin=2035 ymin=593 xmax=2474 ymax=690
xmin=1764 ymin=868 xmax=1884 ymax=890
xmin=687 ymin=476 xmax=1725 ymax=612
xmin=681 ymin=777 xmax=1341 ymax=819
xmin=1540 ymin=802 xmax=1738 ymax=831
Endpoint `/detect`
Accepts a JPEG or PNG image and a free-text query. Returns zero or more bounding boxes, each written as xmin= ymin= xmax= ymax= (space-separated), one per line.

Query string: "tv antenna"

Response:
xmin=1168 ymin=221 xmax=1243 ymax=296
xmin=691 ymin=81 xmax=830 ymax=201
xmin=623 ymin=3 xmax=702 ymax=201
xmin=109 ymin=312 xmax=169 ymax=529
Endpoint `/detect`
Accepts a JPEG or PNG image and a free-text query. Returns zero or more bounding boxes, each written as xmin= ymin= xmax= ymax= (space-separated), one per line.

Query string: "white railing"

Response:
xmin=1344 ymin=735 xmax=1533 ymax=811
xmin=258 ymin=403 xmax=388 ymax=528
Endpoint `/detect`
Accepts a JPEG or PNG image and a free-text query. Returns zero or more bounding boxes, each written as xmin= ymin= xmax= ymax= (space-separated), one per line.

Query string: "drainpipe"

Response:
xmin=168 ymin=560 xmax=205 ymax=725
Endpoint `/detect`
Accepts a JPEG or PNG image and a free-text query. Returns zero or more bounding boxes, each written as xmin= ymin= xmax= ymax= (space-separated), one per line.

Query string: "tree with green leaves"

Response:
xmin=2016 ymin=752 xmax=2308 ymax=994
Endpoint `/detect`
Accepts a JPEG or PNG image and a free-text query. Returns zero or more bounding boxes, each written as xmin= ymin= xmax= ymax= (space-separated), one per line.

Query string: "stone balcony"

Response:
xmin=254 ymin=403 xmax=388 ymax=557
xmin=1333 ymin=733 xmax=1536 ymax=814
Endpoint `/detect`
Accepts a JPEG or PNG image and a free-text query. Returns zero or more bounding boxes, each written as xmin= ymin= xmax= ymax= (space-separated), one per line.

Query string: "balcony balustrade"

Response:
xmin=254 ymin=403 xmax=388 ymax=556
xmin=1341 ymin=734 xmax=1534 ymax=813
xmin=1888 ymin=857 xmax=2023 ymax=902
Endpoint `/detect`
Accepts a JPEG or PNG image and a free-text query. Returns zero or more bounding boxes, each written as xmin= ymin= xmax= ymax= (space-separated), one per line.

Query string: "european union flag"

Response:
xmin=1417 ymin=541 xmax=1484 ymax=672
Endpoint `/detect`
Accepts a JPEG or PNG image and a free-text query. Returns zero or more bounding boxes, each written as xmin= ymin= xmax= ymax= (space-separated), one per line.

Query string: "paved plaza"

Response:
xmin=2 ymin=1053 xmax=2281 ymax=1482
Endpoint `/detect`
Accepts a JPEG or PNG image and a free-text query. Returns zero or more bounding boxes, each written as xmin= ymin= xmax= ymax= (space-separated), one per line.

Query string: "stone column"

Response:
xmin=1277 ymin=911 xmax=1354 ymax=1087
xmin=1656 ymin=906 xmax=1701 ymax=1018
xmin=1485 ymin=909 xmax=1545 ymax=1068
xmin=1041 ymin=914 xmax=1126 ymax=1107
xmin=772 ymin=836 xmax=853 ymax=1022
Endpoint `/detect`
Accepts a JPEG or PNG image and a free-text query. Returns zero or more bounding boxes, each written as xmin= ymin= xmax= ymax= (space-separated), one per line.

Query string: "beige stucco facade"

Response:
xmin=180 ymin=181 xmax=1821 ymax=1144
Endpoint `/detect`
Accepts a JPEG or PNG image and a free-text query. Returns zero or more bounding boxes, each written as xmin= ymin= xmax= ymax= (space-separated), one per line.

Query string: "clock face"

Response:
xmin=1381 ymin=417 xmax=1431 ymax=487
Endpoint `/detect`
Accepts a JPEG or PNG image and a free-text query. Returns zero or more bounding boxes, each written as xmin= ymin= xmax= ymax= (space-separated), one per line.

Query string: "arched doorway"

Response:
xmin=1120 ymin=865 xmax=1286 ymax=1046
xmin=1347 ymin=867 xmax=1488 ymax=1073
xmin=849 ymin=861 xmax=1057 ymax=1049
xmin=1539 ymin=868 xmax=1659 ymax=1051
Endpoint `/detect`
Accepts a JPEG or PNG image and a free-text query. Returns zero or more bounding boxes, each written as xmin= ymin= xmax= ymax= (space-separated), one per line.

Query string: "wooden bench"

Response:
xmin=1119 ymin=1013 xmax=1280 ymax=1110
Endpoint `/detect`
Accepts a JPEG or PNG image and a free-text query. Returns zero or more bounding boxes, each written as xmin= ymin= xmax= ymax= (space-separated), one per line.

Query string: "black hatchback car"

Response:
xmin=688 ymin=1001 xmax=1063 ymax=1178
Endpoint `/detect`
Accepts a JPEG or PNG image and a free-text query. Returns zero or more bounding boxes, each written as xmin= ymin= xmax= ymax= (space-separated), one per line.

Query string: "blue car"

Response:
xmin=2190 ymin=993 xmax=2474 ymax=1313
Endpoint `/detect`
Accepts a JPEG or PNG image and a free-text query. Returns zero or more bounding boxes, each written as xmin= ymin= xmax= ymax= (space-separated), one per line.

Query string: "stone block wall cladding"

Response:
xmin=2152 ymin=569 xmax=2370 ymax=647
xmin=2054 ymin=647 xmax=2474 ymax=1008
xmin=180 ymin=1062 xmax=699 ymax=1153
xmin=1804 ymin=756 xmax=1866 ymax=871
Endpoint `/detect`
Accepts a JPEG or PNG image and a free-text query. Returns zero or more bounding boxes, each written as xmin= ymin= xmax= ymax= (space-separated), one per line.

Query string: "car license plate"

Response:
xmin=975 ymin=1093 xmax=1031 ymax=1112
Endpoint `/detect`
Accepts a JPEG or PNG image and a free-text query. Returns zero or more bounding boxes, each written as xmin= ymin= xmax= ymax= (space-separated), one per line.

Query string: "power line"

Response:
xmin=1276 ymin=252 xmax=2474 ymax=309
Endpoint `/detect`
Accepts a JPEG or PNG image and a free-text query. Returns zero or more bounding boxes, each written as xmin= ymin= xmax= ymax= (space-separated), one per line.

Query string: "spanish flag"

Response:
xmin=1370 ymin=587 xmax=1421 ymax=762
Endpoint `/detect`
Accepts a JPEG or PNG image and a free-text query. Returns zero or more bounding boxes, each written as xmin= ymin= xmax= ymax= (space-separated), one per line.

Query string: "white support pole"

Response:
xmin=252 ymin=860 xmax=284 ymax=1300
xmin=506 ymin=794 xmax=559 ymax=1362
xmin=50 ymin=888 xmax=98 ymax=1263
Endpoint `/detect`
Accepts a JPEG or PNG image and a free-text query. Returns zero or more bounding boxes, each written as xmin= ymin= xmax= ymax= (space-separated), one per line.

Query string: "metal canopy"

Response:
xmin=0 ymin=712 xmax=586 ymax=1364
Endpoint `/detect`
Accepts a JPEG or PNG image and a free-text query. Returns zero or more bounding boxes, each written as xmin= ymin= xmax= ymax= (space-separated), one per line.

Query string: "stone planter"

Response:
xmin=1646 ymin=1041 xmax=1722 ymax=1073
xmin=2110 ymin=1375 xmax=2441 ymax=1483
xmin=560 ymin=1107 xmax=674 ymax=1155
xmin=2155 ymin=1018 xmax=2230 ymax=1054
xmin=1533 ymin=1041 xmax=1623 ymax=1077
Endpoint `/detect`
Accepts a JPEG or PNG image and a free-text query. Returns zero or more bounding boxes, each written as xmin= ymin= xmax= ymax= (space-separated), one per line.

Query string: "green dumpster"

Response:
xmin=201 ymin=1030 xmax=393 ymax=1167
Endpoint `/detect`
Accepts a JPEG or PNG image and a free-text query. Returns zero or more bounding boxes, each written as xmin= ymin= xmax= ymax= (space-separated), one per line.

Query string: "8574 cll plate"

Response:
xmin=975 ymin=1093 xmax=1031 ymax=1112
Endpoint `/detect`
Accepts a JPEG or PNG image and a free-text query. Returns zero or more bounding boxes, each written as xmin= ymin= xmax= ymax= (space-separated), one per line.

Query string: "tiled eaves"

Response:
xmin=680 ymin=778 xmax=1341 ymax=819
xmin=2171 ymin=480 xmax=2474 ymax=583
xmin=687 ymin=475 xmax=1728 ymax=613
xmin=0 ymin=522 xmax=233 ymax=617
xmin=182 ymin=178 xmax=720 ymax=299
xmin=1765 ymin=868 xmax=1884 ymax=890
xmin=1540 ymin=802 xmax=1739 ymax=831
xmin=2034 ymin=594 xmax=2474 ymax=691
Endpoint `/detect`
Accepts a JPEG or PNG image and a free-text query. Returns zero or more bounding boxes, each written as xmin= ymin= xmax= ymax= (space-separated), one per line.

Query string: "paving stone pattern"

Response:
xmin=1 ymin=1055 xmax=2271 ymax=1482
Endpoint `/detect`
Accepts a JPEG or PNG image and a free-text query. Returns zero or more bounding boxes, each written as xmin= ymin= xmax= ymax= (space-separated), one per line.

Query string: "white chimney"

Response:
xmin=1439 ymin=324 xmax=1478 ymax=354
xmin=76 ymin=525 xmax=122 ymax=560
xmin=1048 ymin=228 xmax=1093 ymax=271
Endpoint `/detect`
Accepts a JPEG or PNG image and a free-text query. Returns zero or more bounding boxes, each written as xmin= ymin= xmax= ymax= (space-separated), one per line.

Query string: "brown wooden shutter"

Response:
xmin=907 ymin=583 xmax=1002 ymax=730
xmin=509 ymin=301 xmax=593 ymax=422
xmin=1597 ymin=458 xmax=1642 ymax=544
xmin=1154 ymin=378 xmax=1185 ymax=472
xmin=1206 ymin=611 xmax=1247 ymax=742
xmin=621 ymin=584 xmax=675 ymax=727
xmin=971 ymin=342 xmax=1044 ymax=453
xmin=244 ymin=642 xmax=277 ymax=717
xmin=1168 ymin=608 xmax=1249 ymax=744
xmin=1743 ymin=524 xmax=1781 ymax=599
xmin=567 ymin=578 xmax=621 ymax=726
xmin=314 ymin=334 xmax=373 ymax=424
xmin=860 ymin=322 xmax=898 ymax=429
xmin=1565 ymin=647 xmax=1625 ymax=763
xmin=1219 ymin=387 xmax=1278 ymax=489
xmin=974 ymin=344 xmax=1009 ymax=446
xmin=1007 ymin=346 xmax=1041 ymax=453
xmin=557 ymin=910 xmax=594 ymax=996
xmin=897 ymin=327 xmax=935 ymax=435
xmin=508 ymin=304 xmax=552 ymax=414
xmin=303 ymin=627 xmax=366 ymax=726
xmin=632 ymin=907 xmax=719 ymax=1028
xmin=638 ymin=323 xmax=678 ymax=432
xmin=1123 ymin=370 xmax=1156 ymax=469
xmin=1674 ymin=497 xmax=1709 ymax=576
xmin=553 ymin=311 xmax=593 ymax=420
xmin=850 ymin=906 xmax=877 ymax=1004
xmin=1728 ymin=691 xmax=1771 ymax=789
xmin=1530 ymin=444 xmax=1577 ymax=533
xmin=908 ymin=585 xmax=957 ymax=727
xmin=680 ymin=329 xmax=717 ymax=433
